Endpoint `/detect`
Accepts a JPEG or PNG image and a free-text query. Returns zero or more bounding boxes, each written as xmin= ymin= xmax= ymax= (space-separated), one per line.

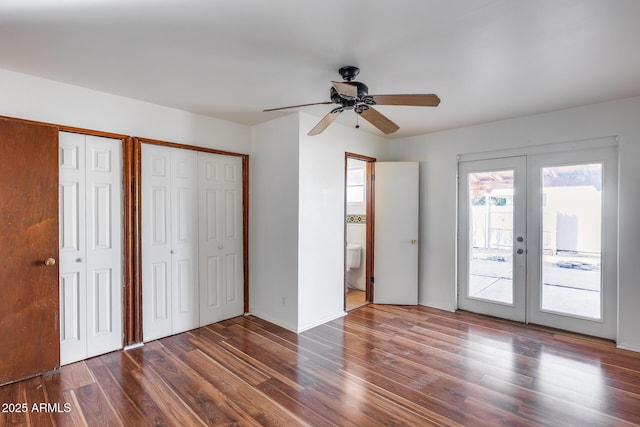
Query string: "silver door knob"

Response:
xmin=170 ymin=250 xmax=176 ymax=254
xmin=76 ymin=258 xmax=85 ymax=262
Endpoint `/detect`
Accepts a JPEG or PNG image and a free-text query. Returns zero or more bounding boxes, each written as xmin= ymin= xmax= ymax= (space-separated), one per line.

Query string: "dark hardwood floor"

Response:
xmin=2 ymin=305 xmax=640 ymax=426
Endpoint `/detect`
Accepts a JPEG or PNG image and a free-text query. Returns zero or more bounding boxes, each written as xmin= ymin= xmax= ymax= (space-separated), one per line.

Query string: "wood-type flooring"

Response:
xmin=2 ymin=305 xmax=640 ymax=426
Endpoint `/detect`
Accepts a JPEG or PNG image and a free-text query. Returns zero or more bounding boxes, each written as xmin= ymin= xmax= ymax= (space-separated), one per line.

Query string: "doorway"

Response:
xmin=344 ymin=154 xmax=375 ymax=311
xmin=458 ymin=147 xmax=618 ymax=339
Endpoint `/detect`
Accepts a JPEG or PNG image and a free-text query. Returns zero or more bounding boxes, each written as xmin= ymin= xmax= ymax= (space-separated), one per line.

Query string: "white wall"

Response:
xmin=0 ymin=68 xmax=250 ymax=153
xmin=389 ymin=96 xmax=640 ymax=351
xmin=297 ymin=112 xmax=388 ymax=332
xmin=248 ymin=114 xmax=301 ymax=331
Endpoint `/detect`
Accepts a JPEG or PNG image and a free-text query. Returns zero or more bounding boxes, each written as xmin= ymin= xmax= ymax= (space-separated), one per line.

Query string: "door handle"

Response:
xmin=44 ymin=257 xmax=56 ymax=266
xmin=410 ymin=239 xmax=417 ymax=245
xmin=516 ymin=248 xmax=524 ymax=255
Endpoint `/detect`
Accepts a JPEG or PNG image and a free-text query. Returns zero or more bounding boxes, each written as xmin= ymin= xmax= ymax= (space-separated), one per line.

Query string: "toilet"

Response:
xmin=346 ymin=243 xmax=362 ymax=272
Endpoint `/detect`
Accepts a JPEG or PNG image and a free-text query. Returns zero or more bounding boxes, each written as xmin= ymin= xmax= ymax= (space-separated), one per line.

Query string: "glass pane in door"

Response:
xmin=540 ymin=163 xmax=602 ymax=319
xmin=467 ymin=170 xmax=514 ymax=304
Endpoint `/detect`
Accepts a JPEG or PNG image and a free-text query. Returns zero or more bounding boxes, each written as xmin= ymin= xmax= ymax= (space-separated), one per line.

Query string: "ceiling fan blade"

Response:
xmin=331 ymin=81 xmax=358 ymax=98
xmin=308 ymin=108 xmax=343 ymax=136
xmin=371 ymin=94 xmax=441 ymax=107
xmin=359 ymin=107 xmax=399 ymax=134
xmin=263 ymin=101 xmax=333 ymax=112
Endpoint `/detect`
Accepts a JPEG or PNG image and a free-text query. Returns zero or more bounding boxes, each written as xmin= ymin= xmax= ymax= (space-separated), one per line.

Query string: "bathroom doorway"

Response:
xmin=344 ymin=153 xmax=375 ymax=311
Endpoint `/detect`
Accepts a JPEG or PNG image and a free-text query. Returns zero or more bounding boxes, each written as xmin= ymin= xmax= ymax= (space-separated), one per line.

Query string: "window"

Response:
xmin=346 ymin=167 xmax=365 ymax=203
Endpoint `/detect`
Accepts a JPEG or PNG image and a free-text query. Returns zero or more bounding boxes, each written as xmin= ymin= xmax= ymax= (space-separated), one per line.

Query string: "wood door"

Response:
xmin=0 ymin=118 xmax=60 ymax=385
xmin=373 ymin=162 xmax=419 ymax=305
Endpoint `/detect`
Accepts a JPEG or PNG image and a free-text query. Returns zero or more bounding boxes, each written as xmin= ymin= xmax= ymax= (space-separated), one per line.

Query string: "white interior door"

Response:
xmin=170 ymin=148 xmax=199 ymax=333
xmin=142 ymin=145 xmax=244 ymax=341
xmin=198 ymin=152 xmax=244 ymax=324
xmin=373 ymin=162 xmax=419 ymax=305
xmin=59 ymin=133 xmax=88 ymax=364
xmin=142 ymin=144 xmax=173 ymax=341
xmin=59 ymin=132 xmax=123 ymax=365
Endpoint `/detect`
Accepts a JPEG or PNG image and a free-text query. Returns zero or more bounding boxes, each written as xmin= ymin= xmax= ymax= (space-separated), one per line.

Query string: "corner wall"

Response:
xmin=248 ymin=112 xmax=389 ymax=333
xmin=297 ymin=112 xmax=389 ymax=331
xmin=389 ymin=96 xmax=640 ymax=351
xmin=248 ymin=114 xmax=301 ymax=331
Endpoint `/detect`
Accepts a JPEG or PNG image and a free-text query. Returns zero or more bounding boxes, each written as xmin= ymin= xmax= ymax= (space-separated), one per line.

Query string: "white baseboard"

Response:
xmin=418 ymin=300 xmax=456 ymax=312
xmin=617 ymin=341 xmax=640 ymax=353
xmin=246 ymin=310 xmax=298 ymax=333
xmin=297 ymin=311 xmax=347 ymax=333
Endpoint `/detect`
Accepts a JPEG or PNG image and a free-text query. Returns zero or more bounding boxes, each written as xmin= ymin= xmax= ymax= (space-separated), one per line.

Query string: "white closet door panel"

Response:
xmin=171 ymin=149 xmax=199 ymax=333
xmin=142 ymin=144 xmax=173 ymax=341
xmin=152 ymin=262 xmax=170 ymax=319
xmin=221 ymin=156 xmax=244 ymax=319
xmin=59 ymin=133 xmax=123 ymax=365
xmin=205 ymin=255 xmax=221 ymax=308
xmin=60 ymin=267 xmax=86 ymax=364
xmin=198 ymin=152 xmax=244 ymax=324
xmin=59 ymin=132 xmax=88 ymax=365
xmin=152 ymin=187 xmax=169 ymax=245
xmin=85 ymin=135 xmax=122 ymax=357
xmin=198 ymin=154 xmax=222 ymax=324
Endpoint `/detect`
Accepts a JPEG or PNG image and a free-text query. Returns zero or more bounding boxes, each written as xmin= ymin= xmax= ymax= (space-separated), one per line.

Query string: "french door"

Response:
xmin=458 ymin=148 xmax=618 ymax=339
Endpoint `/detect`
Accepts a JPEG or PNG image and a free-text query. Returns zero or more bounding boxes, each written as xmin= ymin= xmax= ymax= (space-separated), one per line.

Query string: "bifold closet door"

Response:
xmin=198 ymin=152 xmax=244 ymax=324
xmin=169 ymin=148 xmax=199 ymax=333
xmin=59 ymin=132 xmax=123 ymax=365
xmin=141 ymin=144 xmax=199 ymax=341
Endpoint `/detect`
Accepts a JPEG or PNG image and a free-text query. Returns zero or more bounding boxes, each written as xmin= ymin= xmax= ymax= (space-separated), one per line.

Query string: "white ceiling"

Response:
xmin=2 ymin=0 xmax=640 ymax=138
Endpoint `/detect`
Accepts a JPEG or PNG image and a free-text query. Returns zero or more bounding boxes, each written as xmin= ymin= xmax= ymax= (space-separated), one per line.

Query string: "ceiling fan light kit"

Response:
xmin=264 ymin=65 xmax=440 ymax=136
